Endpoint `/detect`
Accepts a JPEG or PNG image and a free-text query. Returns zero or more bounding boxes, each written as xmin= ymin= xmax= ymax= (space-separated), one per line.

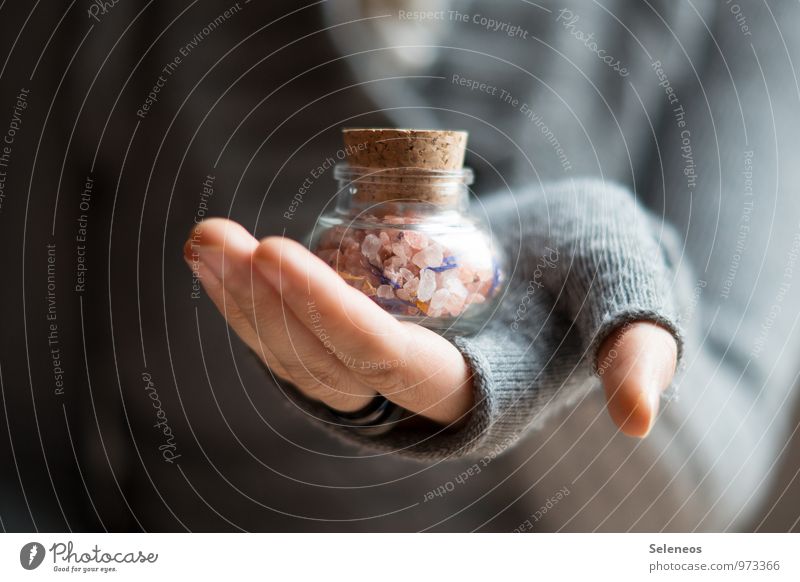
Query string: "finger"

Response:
xmin=190 ymin=219 xmax=375 ymax=412
xmin=183 ymin=240 xmax=289 ymax=379
xmin=396 ymin=322 xmax=475 ymax=425
xmin=252 ymin=236 xmax=474 ymax=423
xmin=252 ymin=236 xmax=407 ymax=368
xmin=185 ymin=221 xmax=287 ymax=376
xmin=597 ymin=321 xmax=678 ymax=437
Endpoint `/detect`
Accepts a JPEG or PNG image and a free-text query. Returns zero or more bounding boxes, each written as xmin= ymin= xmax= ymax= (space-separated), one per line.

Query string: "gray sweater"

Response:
xmin=281 ymin=0 xmax=800 ymax=530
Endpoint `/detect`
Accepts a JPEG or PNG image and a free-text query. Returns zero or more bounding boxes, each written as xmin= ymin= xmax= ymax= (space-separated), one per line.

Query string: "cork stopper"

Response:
xmin=340 ymin=128 xmax=469 ymax=204
xmin=342 ymin=128 xmax=467 ymax=170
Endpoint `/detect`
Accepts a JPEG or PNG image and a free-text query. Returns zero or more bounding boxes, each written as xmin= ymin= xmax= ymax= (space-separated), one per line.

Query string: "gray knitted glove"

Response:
xmin=278 ymin=178 xmax=684 ymax=461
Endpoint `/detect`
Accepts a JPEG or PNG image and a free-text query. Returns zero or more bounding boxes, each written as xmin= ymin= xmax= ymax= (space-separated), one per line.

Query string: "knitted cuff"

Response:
xmin=535 ymin=179 xmax=685 ymax=367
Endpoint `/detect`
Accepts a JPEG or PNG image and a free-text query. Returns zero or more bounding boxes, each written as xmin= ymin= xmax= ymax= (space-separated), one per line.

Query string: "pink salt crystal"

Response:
xmin=361 ymin=234 xmax=382 ymax=259
xmin=391 ymin=240 xmax=413 ymax=263
xmin=396 ymin=288 xmax=412 ymax=301
xmin=447 ymin=302 xmax=465 ymax=317
xmin=379 ymin=231 xmax=391 ymax=249
xmin=427 ymin=307 xmax=444 ymax=318
xmin=411 ymin=244 xmax=444 ymax=269
xmin=347 ymin=259 xmax=376 ymax=287
xmin=439 ymin=268 xmax=459 ymax=284
xmin=385 ymin=256 xmax=405 ymax=271
xmin=344 ymin=244 xmax=363 ymax=264
xmin=391 ymin=243 xmax=406 ymax=262
xmin=465 ymin=281 xmax=481 ymax=294
xmin=383 ymin=271 xmax=400 ymax=288
xmin=429 ymin=288 xmax=451 ymax=312
xmin=403 ymin=276 xmax=419 ymax=295
xmin=446 ymin=295 xmax=467 ymax=316
xmin=417 ymin=269 xmax=436 ymax=301
xmin=403 ymin=230 xmax=429 ymax=250
xmin=399 ymin=267 xmax=415 ymax=283
xmin=446 ymin=277 xmax=468 ymax=295
xmin=466 ymin=293 xmax=486 ymax=305
xmin=376 ymin=285 xmax=395 ymax=299
xmin=344 ymin=254 xmax=362 ymax=274
xmin=458 ymin=267 xmax=476 ymax=284
xmin=477 ymin=280 xmax=492 ymax=295
xmin=442 ymin=279 xmax=467 ymax=316
xmin=340 ymin=236 xmax=360 ymax=253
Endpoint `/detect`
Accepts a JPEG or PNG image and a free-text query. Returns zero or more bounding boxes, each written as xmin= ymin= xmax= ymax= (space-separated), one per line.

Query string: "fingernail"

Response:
xmin=182 ymin=239 xmax=199 ymax=266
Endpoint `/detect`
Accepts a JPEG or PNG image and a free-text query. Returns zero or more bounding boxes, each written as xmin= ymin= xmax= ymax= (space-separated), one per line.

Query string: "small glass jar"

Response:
xmin=308 ymin=164 xmax=505 ymax=335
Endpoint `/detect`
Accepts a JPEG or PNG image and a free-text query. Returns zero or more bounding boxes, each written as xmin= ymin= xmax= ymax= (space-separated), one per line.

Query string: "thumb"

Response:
xmin=597 ymin=321 xmax=678 ymax=438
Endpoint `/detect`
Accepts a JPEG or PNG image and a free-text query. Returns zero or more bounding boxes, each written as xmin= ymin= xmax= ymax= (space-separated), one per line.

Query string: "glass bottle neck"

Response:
xmin=333 ymin=164 xmax=473 ymax=217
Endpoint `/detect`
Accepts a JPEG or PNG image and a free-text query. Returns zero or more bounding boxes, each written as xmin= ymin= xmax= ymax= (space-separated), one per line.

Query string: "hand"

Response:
xmin=184 ymin=218 xmax=474 ymax=425
xmin=596 ymin=321 xmax=678 ymax=437
xmin=185 ymin=218 xmax=678 ymax=436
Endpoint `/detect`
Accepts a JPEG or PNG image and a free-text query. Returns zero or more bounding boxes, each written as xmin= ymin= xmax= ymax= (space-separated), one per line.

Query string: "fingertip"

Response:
xmin=184 ymin=219 xmax=258 ymax=283
xmin=599 ymin=321 xmax=677 ymax=438
xmin=189 ymin=218 xmax=258 ymax=256
xmin=182 ymin=238 xmax=195 ymax=264
xmin=604 ymin=376 xmax=658 ymax=438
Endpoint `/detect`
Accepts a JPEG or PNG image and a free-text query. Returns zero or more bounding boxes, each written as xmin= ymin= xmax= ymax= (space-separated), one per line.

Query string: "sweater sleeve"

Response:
xmin=278 ymin=178 xmax=687 ymax=461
